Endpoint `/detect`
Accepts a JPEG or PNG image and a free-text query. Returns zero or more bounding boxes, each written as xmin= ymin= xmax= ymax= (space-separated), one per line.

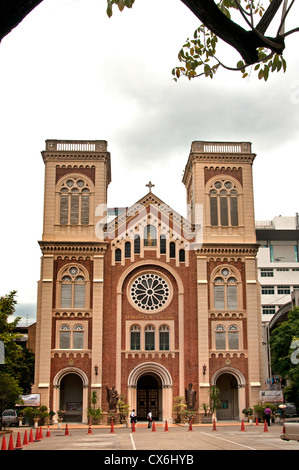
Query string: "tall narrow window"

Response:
xmin=228 ymin=325 xmax=239 ymax=350
xmin=130 ymin=325 xmax=141 ymax=350
xmin=73 ymin=324 xmax=84 ymax=349
xmin=160 ymin=235 xmax=166 ymax=254
xmin=179 ymin=249 xmax=185 ymax=262
xmin=144 ymin=225 xmax=157 ymax=246
xmin=115 ymin=248 xmax=121 ymax=262
xmin=134 ymin=235 xmax=140 ymax=254
xmin=60 ymin=266 xmax=86 ymax=309
xmin=145 ymin=325 xmax=155 ymax=350
xmin=159 ymin=325 xmax=169 ymax=350
xmin=209 ymin=180 xmax=239 ymax=227
xmin=60 ymin=324 xmax=71 ymax=349
xmin=215 ymin=325 xmax=226 ymax=350
xmin=125 ymin=241 xmax=131 ymax=258
xmin=170 ymin=242 xmax=176 ymax=258
xmin=59 ymin=178 xmax=91 ymax=225
xmin=213 ymin=268 xmax=239 ymax=310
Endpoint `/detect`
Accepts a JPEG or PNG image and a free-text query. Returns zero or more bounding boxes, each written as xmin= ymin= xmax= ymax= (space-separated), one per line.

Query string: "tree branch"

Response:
xmin=0 ymin=0 xmax=44 ymax=42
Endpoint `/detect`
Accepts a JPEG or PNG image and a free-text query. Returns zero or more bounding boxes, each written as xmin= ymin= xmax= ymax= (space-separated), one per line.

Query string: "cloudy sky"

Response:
xmin=0 ymin=0 xmax=298 ymax=325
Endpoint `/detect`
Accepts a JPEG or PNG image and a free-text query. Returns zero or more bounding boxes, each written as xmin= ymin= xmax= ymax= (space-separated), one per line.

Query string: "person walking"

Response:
xmin=130 ymin=409 xmax=137 ymax=427
xmin=264 ymin=406 xmax=272 ymax=426
xmin=147 ymin=411 xmax=152 ymax=428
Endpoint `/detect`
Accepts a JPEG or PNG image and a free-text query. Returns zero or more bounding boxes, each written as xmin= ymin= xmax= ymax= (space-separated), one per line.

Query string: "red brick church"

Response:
xmin=32 ymin=139 xmax=263 ymax=423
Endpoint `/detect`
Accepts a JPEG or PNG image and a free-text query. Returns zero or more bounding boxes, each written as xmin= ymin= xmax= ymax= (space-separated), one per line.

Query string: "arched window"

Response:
xmin=59 ymin=323 xmax=84 ymax=349
xmin=134 ymin=235 xmax=140 ymax=254
xmin=170 ymin=242 xmax=176 ymax=258
xmin=160 ymin=235 xmax=166 ymax=254
xmin=213 ymin=268 xmax=239 ymax=310
xmin=159 ymin=325 xmax=169 ymax=350
xmin=215 ymin=325 xmax=226 ymax=350
xmin=125 ymin=241 xmax=131 ymax=258
xmin=145 ymin=325 xmax=155 ymax=350
xmin=73 ymin=324 xmax=84 ymax=349
xmin=144 ymin=225 xmax=157 ymax=246
xmin=130 ymin=325 xmax=140 ymax=350
xmin=179 ymin=249 xmax=185 ymax=262
xmin=228 ymin=325 xmax=239 ymax=350
xmin=209 ymin=179 xmax=239 ymax=227
xmin=59 ymin=324 xmax=71 ymax=349
xmin=59 ymin=177 xmax=91 ymax=225
xmin=60 ymin=266 xmax=86 ymax=309
xmin=115 ymin=248 xmax=121 ymax=262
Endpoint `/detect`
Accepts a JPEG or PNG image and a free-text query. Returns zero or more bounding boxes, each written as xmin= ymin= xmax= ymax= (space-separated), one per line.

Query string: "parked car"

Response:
xmin=284 ymin=403 xmax=297 ymax=417
xmin=281 ymin=420 xmax=299 ymax=441
xmin=1 ymin=409 xmax=18 ymax=427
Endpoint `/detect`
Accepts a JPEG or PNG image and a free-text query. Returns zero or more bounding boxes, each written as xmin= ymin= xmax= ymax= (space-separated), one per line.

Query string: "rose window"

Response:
xmin=130 ymin=274 xmax=170 ymax=311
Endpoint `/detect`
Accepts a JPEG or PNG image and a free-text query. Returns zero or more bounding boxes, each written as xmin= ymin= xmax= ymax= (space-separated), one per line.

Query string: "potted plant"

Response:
xmin=173 ymin=396 xmax=187 ymax=423
xmin=210 ymin=386 xmax=221 ymax=420
xmin=57 ymin=410 xmax=65 ymax=428
xmin=49 ymin=410 xmax=56 ymax=425
xmin=242 ymin=407 xmax=253 ymax=423
xmin=87 ymin=407 xmax=104 ymax=424
xmin=200 ymin=402 xmax=212 ymax=423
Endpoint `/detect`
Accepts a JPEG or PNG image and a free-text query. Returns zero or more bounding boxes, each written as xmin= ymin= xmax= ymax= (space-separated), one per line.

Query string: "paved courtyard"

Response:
xmin=2 ymin=421 xmax=299 ymax=454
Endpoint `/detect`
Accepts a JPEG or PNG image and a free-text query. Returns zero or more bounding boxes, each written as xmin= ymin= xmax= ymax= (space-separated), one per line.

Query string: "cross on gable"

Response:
xmin=146 ymin=181 xmax=155 ymax=192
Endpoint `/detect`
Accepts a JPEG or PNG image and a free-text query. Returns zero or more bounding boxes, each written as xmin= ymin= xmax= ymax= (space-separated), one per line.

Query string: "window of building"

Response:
xmin=59 ymin=323 xmax=84 ymax=349
xmin=262 ymin=306 xmax=276 ymax=315
xmin=228 ymin=325 xmax=239 ymax=350
xmin=209 ymin=180 xmax=239 ymax=227
xmin=215 ymin=324 xmax=240 ymax=350
xmin=179 ymin=249 xmax=185 ymax=262
xmin=159 ymin=325 xmax=170 ymax=350
xmin=115 ymin=248 xmax=121 ymax=262
xmin=261 ymin=268 xmax=274 ymax=277
xmin=215 ymin=325 xmax=226 ymax=350
xmin=170 ymin=242 xmax=176 ymax=258
xmin=262 ymin=286 xmax=275 ymax=295
xmin=59 ymin=178 xmax=90 ymax=225
xmin=130 ymin=325 xmax=141 ymax=350
xmin=125 ymin=241 xmax=131 ymax=258
xmin=144 ymin=225 xmax=157 ymax=246
xmin=134 ymin=235 xmax=140 ymax=254
xmin=277 ymin=286 xmax=291 ymax=295
xmin=160 ymin=235 xmax=166 ymax=254
xmin=60 ymin=266 xmax=86 ymax=309
xmin=145 ymin=325 xmax=155 ymax=350
xmin=213 ymin=268 xmax=239 ymax=310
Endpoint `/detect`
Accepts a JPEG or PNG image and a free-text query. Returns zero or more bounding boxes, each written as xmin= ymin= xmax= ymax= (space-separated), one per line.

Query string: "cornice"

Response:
xmin=38 ymin=240 xmax=108 ymax=254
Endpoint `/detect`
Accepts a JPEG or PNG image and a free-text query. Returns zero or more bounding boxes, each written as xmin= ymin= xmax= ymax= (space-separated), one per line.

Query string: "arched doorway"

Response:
xmin=216 ymin=373 xmax=239 ymax=420
xmin=137 ymin=374 xmax=162 ymax=421
xmin=59 ymin=373 xmax=83 ymax=422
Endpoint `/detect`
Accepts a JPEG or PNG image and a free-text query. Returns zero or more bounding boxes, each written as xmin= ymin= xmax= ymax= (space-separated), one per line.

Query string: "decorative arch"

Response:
xmin=128 ymin=362 xmax=173 ymax=389
xmin=211 ymin=366 xmax=246 ymax=387
xmin=53 ymin=366 xmax=89 ymax=388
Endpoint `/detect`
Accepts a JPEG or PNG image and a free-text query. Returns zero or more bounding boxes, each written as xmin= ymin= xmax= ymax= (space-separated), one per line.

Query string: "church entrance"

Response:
xmin=137 ymin=374 xmax=162 ymax=421
xmin=215 ymin=373 xmax=239 ymax=420
xmin=59 ymin=373 xmax=83 ymax=422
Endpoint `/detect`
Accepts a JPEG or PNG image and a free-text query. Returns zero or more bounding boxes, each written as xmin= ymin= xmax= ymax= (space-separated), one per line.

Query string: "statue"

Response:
xmin=185 ymin=383 xmax=196 ymax=410
xmin=105 ymin=385 xmax=119 ymax=411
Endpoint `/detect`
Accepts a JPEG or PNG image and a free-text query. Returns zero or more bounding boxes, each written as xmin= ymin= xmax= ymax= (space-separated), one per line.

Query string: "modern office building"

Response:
xmin=32 ymin=139 xmax=263 ymax=423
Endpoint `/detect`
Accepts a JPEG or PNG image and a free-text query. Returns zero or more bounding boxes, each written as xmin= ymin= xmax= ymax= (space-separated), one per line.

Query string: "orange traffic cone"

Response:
xmin=240 ymin=419 xmax=246 ymax=431
xmin=87 ymin=423 xmax=93 ymax=434
xmin=152 ymin=420 xmax=156 ymax=432
xmin=1 ymin=435 xmax=7 ymax=450
xmin=164 ymin=420 xmax=169 ymax=431
xmin=39 ymin=427 xmax=43 ymax=439
xmin=29 ymin=429 xmax=34 ymax=443
xmin=23 ymin=430 xmax=29 ymax=445
xmin=15 ymin=432 xmax=22 ymax=450
xmin=255 ymin=417 xmax=259 ymax=425
xmin=212 ymin=418 xmax=217 ymax=431
xmin=264 ymin=420 xmax=268 ymax=432
xmin=65 ymin=423 xmax=70 ymax=436
xmin=8 ymin=434 xmax=14 ymax=450
xmin=46 ymin=426 xmax=51 ymax=437
xmin=35 ymin=427 xmax=40 ymax=441
xmin=131 ymin=420 xmax=135 ymax=432
xmin=110 ymin=420 xmax=114 ymax=433
xmin=188 ymin=420 xmax=193 ymax=431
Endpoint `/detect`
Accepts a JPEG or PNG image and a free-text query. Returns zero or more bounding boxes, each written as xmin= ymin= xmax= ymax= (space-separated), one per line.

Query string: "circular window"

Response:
xmin=130 ymin=273 xmax=170 ymax=311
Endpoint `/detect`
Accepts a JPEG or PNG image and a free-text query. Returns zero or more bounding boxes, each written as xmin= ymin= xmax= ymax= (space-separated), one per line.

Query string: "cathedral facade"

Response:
xmin=32 ymin=139 xmax=263 ymax=423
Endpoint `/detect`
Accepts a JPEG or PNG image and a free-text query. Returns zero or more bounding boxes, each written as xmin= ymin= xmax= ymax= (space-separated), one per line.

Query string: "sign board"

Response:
xmin=0 ymin=340 xmax=4 ymax=364
xmin=17 ymin=394 xmax=41 ymax=407
xmin=260 ymin=390 xmax=283 ymax=403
